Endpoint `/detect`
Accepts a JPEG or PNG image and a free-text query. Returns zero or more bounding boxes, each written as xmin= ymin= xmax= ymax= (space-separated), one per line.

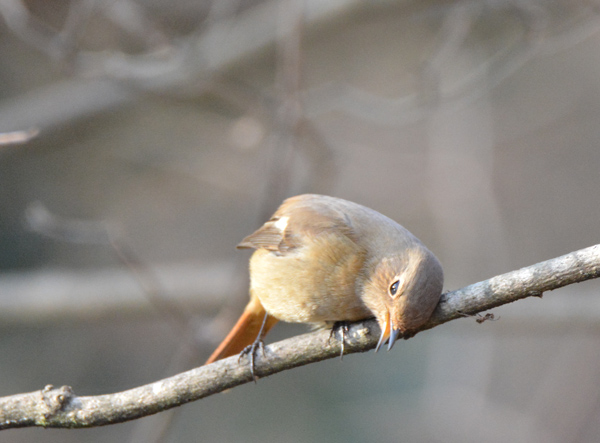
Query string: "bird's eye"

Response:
xmin=389 ymin=279 xmax=400 ymax=296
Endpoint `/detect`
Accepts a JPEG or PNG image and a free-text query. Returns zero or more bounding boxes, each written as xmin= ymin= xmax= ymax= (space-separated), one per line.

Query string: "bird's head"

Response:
xmin=360 ymin=248 xmax=443 ymax=351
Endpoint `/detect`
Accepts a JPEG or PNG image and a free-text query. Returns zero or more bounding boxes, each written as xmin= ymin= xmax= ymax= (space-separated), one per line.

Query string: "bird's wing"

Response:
xmin=237 ymin=194 xmax=358 ymax=253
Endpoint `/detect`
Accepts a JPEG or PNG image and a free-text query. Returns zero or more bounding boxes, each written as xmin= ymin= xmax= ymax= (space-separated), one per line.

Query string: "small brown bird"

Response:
xmin=206 ymin=194 xmax=443 ymax=365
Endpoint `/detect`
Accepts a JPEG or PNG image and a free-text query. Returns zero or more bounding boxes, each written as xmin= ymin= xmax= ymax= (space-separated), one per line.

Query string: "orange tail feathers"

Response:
xmin=205 ymin=296 xmax=278 ymax=365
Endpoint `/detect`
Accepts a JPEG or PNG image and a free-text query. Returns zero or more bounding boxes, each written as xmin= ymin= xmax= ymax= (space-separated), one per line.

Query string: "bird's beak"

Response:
xmin=387 ymin=327 xmax=401 ymax=351
xmin=375 ymin=311 xmax=402 ymax=352
xmin=375 ymin=311 xmax=391 ymax=352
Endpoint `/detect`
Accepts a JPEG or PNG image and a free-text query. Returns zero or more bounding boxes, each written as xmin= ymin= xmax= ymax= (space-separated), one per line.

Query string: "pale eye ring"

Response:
xmin=389 ymin=279 xmax=400 ymax=297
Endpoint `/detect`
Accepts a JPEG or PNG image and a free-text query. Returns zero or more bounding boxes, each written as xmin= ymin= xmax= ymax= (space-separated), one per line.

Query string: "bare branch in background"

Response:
xmin=24 ymin=202 xmax=207 ymax=352
xmin=302 ymin=2 xmax=600 ymax=125
xmin=25 ymin=202 xmax=114 ymax=245
xmin=0 ymin=128 xmax=39 ymax=146
xmin=0 ymin=0 xmax=62 ymax=60
xmin=1 ymin=0 xmax=597 ymax=136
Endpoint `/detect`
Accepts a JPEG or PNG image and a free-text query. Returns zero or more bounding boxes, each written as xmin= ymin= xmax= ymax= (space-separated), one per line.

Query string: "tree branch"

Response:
xmin=1 ymin=244 xmax=599 ymax=430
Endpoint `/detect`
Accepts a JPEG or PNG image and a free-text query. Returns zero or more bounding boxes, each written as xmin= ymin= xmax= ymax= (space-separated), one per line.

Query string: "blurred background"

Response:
xmin=1 ymin=0 xmax=600 ymax=442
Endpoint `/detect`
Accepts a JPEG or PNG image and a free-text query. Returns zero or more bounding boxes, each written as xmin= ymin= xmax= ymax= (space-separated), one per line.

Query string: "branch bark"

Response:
xmin=1 ymin=244 xmax=599 ymax=430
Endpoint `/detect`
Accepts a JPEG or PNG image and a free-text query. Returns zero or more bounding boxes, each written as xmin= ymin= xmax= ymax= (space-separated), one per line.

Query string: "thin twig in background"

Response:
xmin=0 ymin=128 xmax=39 ymax=146
xmin=25 ymin=202 xmax=203 ymax=351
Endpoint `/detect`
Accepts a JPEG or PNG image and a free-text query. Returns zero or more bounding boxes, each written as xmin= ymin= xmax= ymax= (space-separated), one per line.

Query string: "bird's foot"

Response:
xmin=329 ymin=321 xmax=351 ymax=360
xmin=239 ymin=339 xmax=266 ymax=382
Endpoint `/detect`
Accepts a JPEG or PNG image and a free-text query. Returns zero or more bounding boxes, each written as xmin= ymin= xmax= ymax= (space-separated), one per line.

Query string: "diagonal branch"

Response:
xmin=1 ymin=244 xmax=599 ymax=430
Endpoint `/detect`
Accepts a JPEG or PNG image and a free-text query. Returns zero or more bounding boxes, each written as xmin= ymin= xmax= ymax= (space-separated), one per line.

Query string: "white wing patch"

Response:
xmin=274 ymin=216 xmax=289 ymax=232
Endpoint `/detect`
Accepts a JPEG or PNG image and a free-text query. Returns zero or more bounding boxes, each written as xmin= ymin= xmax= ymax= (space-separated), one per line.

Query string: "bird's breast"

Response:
xmin=248 ymin=232 xmax=373 ymax=324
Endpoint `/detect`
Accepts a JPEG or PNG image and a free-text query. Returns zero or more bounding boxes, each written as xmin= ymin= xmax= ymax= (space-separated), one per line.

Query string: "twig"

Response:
xmin=0 ymin=244 xmax=599 ymax=429
xmin=0 ymin=128 xmax=39 ymax=146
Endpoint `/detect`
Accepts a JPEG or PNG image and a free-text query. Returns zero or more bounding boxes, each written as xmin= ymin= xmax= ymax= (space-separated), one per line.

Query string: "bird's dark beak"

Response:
xmin=375 ymin=312 xmax=403 ymax=352
xmin=387 ymin=328 xmax=401 ymax=351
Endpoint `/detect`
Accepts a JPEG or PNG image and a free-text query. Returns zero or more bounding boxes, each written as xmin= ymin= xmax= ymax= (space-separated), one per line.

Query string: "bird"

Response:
xmin=205 ymin=194 xmax=443 ymax=367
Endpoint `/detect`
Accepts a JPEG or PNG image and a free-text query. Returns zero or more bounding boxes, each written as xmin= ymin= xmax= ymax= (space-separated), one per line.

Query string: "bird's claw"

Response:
xmin=239 ymin=339 xmax=266 ymax=382
xmin=329 ymin=321 xmax=350 ymax=360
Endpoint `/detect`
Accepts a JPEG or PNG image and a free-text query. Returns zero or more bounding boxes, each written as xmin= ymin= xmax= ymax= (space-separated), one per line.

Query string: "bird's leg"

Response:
xmin=329 ymin=321 xmax=350 ymax=360
xmin=238 ymin=311 xmax=270 ymax=382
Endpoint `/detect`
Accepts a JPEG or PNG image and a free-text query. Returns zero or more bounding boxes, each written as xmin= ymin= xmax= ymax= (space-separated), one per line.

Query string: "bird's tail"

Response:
xmin=205 ymin=295 xmax=278 ymax=364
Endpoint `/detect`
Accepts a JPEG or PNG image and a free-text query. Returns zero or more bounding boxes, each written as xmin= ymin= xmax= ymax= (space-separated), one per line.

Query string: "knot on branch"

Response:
xmin=40 ymin=385 xmax=74 ymax=420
